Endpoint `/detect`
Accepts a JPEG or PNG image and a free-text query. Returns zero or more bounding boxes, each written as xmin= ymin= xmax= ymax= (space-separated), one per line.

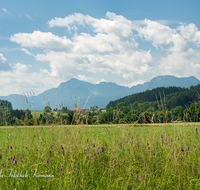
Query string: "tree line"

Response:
xmin=0 ymin=84 xmax=200 ymax=126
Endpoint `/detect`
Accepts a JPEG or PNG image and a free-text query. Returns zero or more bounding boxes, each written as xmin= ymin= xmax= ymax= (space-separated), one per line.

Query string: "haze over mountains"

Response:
xmin=1 ymin=75 xmax=200 ymax=110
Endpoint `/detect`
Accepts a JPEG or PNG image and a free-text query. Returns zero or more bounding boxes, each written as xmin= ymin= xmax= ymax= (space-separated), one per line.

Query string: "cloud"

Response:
xmin=0 ymin=62 xmax=62 ymax=96
xmin=0 ymin=53 xmax=12 ymax=71
xmin=1 ymin=7 xmax=11 ymax=15
xmin=21 ymin=48 xmax=33 ymax=55
xmin=9 ymin=12 xmax=200 ymax=90
xmin=25 ymin=14 xmax=34 ymax=21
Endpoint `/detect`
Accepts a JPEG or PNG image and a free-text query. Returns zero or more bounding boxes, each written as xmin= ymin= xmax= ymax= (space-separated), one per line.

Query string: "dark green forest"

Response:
xmin=1 ymin=84 xmax=200 ymax=126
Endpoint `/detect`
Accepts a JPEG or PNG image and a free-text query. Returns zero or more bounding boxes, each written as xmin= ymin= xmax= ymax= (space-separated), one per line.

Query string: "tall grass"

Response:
xmin=0 ymin=123 xmax=200 ymax=189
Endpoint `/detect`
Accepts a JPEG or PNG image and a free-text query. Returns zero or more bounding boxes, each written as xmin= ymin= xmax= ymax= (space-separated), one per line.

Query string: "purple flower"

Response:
xmin=10 ymin=146 xmax=12 ymax=149
xmin=144 ymin=162 xmax=146 ymax=166
xmin=118 ymin=141 xmax=122 ymax=146
xmin=196 ymin=127 xmax=198 ymax=132
xmin=171 ymin=152 xmax=174 ymax=156
xmin=96 ymin=151 xmax=99 ymax=154
xmin=14 ymin=160 xmax=17 ymax=164
xmin=6 ymin=165 xmax=9 ymax=168
xmin=181 ymin=147 xmax=184 ymax=152
xmin=135 ymin=175 xmax=139 ymax=180
xmin=73 ymin=168 xmax=77 ymax=172
xmin=25 ymin=146 xmax=28 ymax=149
xmin=126 ymin=140 xmax=128 ymax=143
xmin=101 ymin=162 xmax=104 ymax=165
xmin=7 ymin=157 xmax=10 ymax=161
xmin=46 ymin=158 xmax=50 ymax=164
xmin=73 ymin=180 xmax=77 ymax=184
xmin=113 ymin=159 xmax=116 ymax=164
xmin=161 ymin=134 xmax=163 ymax=138
xmin=88 ymin=160 xmax=91 ymax=164
xmin=187 ymin=146 xmax=190 ymax=151
xmin=93 ymin=144 xmax=95 ymax=147
xmin=175 ymin=169 xmax=178 ymax=174
xmin=93 ymin=152 xmax=96 ymax=156
xmin=148 ymin=146 xmax=150 ymax=149
xmin=123 ymin=159 xmax=125 ymax=163
xmin=145 ymin=174 xmax=149 ymax=178
xmin=186 ymin=152 xmax=188 ymax=156
xmin=60 ymin=168 xmax=63 ymax=172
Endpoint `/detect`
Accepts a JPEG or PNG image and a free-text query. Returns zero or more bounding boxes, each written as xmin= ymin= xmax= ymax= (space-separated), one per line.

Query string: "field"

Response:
xmin=0 ymin=123 xmax=200 ymax=189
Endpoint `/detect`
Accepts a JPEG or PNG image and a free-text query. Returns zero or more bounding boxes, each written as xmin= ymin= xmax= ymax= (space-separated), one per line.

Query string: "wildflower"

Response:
xmin=175 ymin=169 xmax=178 ymax=174
xmin=161 ymin=134 xmax=163 ymax=138
xmin=88 ymin=160 xmax=91 ymax=164
xmin=25 ymin=146 xmax=28 ymax=149
xmin=144 ymin=162 xmax=146 ymax=166
xmin=118 ymin=142 xmax=122 ymax=146
xmin=196 ymin=127 xmax=198 ymax=133
xmin=6 ymin=165 xmax=9 ymax=168
xmin=123 ymin=159 xmax=125 ymax=163
xmin=20 ymin=157 xmax=23 ymax=161
xmin=96 ymin=151 xmax=99 ymax=154
xmin=187 ymin=146 xmax=190 ymax=151
xmin=186 ymin=152 xmax=188 ymax=156
xmin=171 ymin=152 xmax=174 ymax=156
xmin=93 ymin=152 xmax=96 ymax=156
xmin=148 ymin=146 xmax=150 ymax=149
xmin=101 ymin=147 xmax=104 ymax=152
xmin=101 ymin=162 xmax=104 ymax=165
xmin=93 ymin=144 xmax=95 ymax=147
xmin=181 ymin=147 xmax=184 ymax=152
xmin=135 ymin=175 xmax=139 ymax=180
xmin=145 ymin=174 xmax=149 ymax=178
xmin=73 ymin=168 xmax=77 ymax=172
xmin=126 ymin=140 xmax=128 ymax=143
xmin=60 ymin=168 xmax=63 ymax=172
xmin=7 ymin=157 xmax=10 ymax=161
xmin=14 ymin=160 xmax=17 ymax=164
xmin=10 ymin=146 xmax=12 ymax=149
xmin=113 ymin=159 xmax=116 ymax=164
xmin=46 ymin=158 xmax=49 ymax=164
xmin=73 ymin=180 xmax=77 ymax=184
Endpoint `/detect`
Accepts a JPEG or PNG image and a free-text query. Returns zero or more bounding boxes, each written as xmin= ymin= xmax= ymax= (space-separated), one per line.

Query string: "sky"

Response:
xmin=0 ymin=0 xmax=200 ymax=96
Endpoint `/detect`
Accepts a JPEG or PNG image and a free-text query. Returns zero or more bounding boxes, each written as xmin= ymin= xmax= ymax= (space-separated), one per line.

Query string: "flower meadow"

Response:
xmin=0 ymin=123 xmax=200 ymax=189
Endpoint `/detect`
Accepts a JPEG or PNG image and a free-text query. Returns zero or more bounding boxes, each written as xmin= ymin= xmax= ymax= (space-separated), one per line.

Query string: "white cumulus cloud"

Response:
xmin=8 ymin=12 xmax=200 ymax=91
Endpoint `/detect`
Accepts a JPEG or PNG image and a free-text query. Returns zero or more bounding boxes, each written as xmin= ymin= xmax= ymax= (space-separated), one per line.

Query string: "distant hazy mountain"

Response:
xmin=0 ymin=75 xmax=199 ymax=110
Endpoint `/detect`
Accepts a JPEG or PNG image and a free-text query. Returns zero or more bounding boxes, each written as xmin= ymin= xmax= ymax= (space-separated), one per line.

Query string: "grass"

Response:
xmin=0 ymin=123 xmax=200 ymax=189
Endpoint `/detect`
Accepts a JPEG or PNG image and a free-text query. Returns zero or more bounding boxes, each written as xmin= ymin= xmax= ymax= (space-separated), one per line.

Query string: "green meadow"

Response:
xmin=0 ymin=123 xmax=200 ymax=189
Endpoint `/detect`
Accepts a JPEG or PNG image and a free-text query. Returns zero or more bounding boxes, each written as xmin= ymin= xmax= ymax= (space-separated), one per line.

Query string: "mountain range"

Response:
xmin=1 ymin=75 xmax=200 ymax=110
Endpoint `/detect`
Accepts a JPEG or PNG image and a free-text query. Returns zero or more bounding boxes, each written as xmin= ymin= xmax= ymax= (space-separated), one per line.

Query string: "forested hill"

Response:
xmin=0 ymin=100 xmax=12 ymax=110
xmin=106 ymin=85 xmax=200 ymax=110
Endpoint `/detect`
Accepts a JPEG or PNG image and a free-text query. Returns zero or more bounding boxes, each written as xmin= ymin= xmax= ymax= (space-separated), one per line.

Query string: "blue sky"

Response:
xmin=0 ymin=0 xmax=200 ymax=96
